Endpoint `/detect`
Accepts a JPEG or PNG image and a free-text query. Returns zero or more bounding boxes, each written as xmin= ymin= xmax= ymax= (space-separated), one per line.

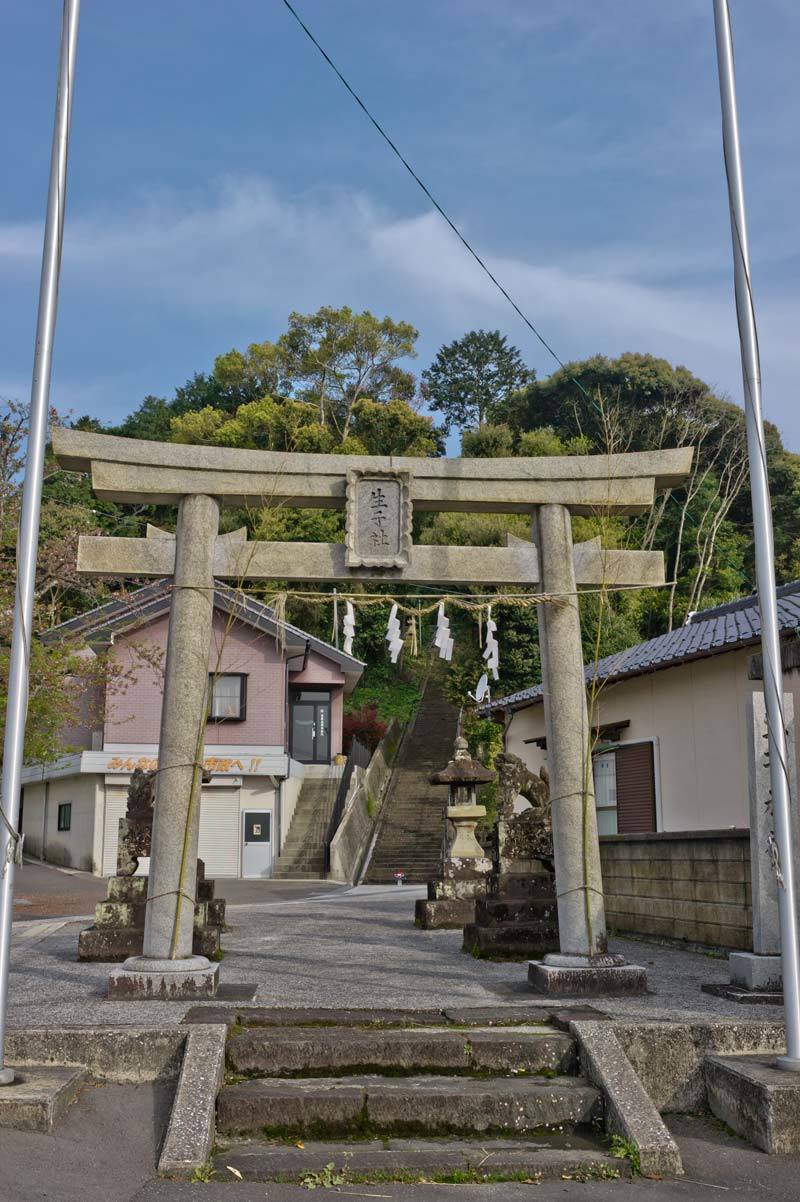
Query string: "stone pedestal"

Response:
xmin=78 ymin=862 xmax=225 ymax=963
xmin=729 ymin=952 xmax=783 ymax=993
xmin=415 ymin=857 xmax=492 ymax=930
xmin=108 ymin=955 xmax=219 ymax=1000
xmin=463 ymin=812 xmax=559 ymax=960
xmin=528 ymin=953 xmax=647 ymax=997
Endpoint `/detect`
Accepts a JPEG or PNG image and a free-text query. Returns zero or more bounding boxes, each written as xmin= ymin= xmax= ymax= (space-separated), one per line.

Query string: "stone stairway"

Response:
xmin=211 ymin=1008 xmax=624 ymax=1185
xmin=363 ymin=677 xmax=459 ymax=883
xmin=273 ymin=770 xmax=340 ymax=880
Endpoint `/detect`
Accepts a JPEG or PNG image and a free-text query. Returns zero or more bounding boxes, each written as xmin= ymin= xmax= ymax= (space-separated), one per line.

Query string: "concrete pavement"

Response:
xmin=6 ymin=882 xmax=787 ymax=1029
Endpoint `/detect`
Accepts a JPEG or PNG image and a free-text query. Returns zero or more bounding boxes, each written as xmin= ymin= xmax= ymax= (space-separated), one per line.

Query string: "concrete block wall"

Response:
xmin=600 ymin=829 xmax=752 ymax=950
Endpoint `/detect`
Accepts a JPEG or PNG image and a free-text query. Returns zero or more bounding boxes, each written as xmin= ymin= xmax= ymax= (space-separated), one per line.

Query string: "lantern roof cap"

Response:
xmin=429 ymin=736 xmax=496 ymax=786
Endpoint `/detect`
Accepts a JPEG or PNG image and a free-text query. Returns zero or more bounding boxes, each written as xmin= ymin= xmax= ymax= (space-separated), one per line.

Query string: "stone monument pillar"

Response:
xmin=414 ymin=737 xmax=494 ymax=929
xmin=528 ymin=505 xmax=645 ymax=995
xmin=109 ymin=493 xmax=221 ymax=999
xmin=729 ymin=692 xmax=799 ymax=995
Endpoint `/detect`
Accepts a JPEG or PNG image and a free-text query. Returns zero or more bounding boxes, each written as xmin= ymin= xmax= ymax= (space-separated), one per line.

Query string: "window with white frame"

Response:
xmin=593 ymin=750 xmax=618 ymax=835
xmin=208 ymin=673 xmax=247 ymax=722
xmin=593 ymin=741 xmax=658 ymax=834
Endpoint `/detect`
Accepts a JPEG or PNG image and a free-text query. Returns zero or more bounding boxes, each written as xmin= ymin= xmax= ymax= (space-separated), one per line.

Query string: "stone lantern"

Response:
xmin=431 ymin=736 xmax=495 ymax=859
xmin=414 ymin=736 xmax=495 ymax=929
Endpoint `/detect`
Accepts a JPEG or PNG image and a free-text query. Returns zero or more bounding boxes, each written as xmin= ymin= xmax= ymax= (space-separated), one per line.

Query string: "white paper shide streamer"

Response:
xmin=343 ymin=600 xmax=356 ymax=656
xmin=483 ymin=605 xmax=499 ymax=681
xmin=386 ymin=603 xmax=404 ymax=663
xmin=433 ymin=602 xmax=454 ymax=661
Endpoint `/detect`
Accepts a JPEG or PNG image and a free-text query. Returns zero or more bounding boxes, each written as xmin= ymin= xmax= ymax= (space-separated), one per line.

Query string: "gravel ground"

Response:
xmin=6 ymin=883 xmax=786 ymax=1029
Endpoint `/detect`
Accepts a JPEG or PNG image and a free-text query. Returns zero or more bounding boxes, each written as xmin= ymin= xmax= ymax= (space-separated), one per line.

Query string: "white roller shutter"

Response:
xmin=102 ymin=786 xmax=128 ymax=876
xmin=198 ymin=787 xmax=240 ymax=877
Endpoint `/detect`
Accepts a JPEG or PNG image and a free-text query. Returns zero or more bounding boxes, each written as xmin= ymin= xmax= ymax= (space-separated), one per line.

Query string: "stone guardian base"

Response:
xmin=528 ymin=953 xmax=647 ymax=997
xmin=108 ymin=955 xmax=219 ymax=1000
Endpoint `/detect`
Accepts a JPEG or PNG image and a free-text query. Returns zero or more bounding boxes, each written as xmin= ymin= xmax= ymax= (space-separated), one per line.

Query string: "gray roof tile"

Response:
xmin=484 ymin=580 xmax=800 ymax=714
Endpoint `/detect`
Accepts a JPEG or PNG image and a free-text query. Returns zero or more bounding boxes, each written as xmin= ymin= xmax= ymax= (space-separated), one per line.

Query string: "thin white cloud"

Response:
xmin=0 ymin=175 xmax=797 ymax=442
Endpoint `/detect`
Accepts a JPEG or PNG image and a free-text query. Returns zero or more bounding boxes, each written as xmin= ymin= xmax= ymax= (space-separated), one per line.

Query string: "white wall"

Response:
xmin=504 ymin=646 xmax=789 ymax=832
xmin=22 ymin=775 xmax=102 ymax=872
xmin=279 ymin=761 xmax=306 ymax=849
xmin=21 ymin=782 xmax=46 ymax=860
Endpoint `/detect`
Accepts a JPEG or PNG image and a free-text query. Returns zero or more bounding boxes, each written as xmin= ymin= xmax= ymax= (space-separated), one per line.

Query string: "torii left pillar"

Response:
xmin=109 ymin=494 xmax=221 ymax=999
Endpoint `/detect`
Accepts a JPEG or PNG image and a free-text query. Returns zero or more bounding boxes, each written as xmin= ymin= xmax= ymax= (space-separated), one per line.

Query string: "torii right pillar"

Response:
xmin=530 ymin=504 xmax=647 ymax=995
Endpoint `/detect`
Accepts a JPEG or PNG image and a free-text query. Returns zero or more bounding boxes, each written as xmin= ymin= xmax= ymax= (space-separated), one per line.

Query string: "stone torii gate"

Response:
xmin=53 ymin=428 xmax=692 ymax=998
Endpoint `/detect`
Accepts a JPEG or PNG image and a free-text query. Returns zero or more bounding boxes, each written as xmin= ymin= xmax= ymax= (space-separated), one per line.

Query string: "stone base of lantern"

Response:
xmin=414 ymin=857 xmax=492 ymax=930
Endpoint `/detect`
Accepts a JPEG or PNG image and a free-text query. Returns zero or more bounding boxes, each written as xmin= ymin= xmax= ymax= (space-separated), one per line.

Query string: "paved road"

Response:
xmin=12 ymin=857 xmax=344 ymax=920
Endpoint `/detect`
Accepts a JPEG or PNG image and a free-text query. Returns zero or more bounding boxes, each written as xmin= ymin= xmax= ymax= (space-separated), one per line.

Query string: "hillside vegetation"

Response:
xmin=4 ymin=308 xmax=799 ymax=756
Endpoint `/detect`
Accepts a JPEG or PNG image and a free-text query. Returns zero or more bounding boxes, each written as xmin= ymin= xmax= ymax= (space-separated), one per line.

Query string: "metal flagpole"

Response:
xmin=0 ymin=0 xmax=81 ymax=1086
xmin=713 ymin=0 xmax=800 ymax=1069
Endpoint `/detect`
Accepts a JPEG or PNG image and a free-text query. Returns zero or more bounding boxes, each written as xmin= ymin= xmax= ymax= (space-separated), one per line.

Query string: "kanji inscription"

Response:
xmin=346 ymin=469 xmax=412 ymax=569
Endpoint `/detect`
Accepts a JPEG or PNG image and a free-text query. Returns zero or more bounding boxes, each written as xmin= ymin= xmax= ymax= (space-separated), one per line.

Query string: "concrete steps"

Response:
xmin=218 ymin=1073 xmax=602 ymax=1137
xmin=364 ymin=679 xmax=460 ymax=884
xmin=226 ymin=1024 xmax=578 ymax=1077
xmin=213 ymin=1009 xmax=618 ymax=1185
xmin=215 ymin=1138 xmax=627 ymax=1185
xmin=274 ymin=774 xmax=339 ymax=879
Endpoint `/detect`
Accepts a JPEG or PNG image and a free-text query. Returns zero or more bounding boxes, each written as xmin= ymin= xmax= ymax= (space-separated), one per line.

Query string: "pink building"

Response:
xmin=21 ymin=581 xmax=364 ymax=878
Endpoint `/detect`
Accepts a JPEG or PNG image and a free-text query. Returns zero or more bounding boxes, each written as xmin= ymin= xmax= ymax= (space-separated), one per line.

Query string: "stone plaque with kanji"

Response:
xmin=345 ymin=469 xmax=412 ymax=569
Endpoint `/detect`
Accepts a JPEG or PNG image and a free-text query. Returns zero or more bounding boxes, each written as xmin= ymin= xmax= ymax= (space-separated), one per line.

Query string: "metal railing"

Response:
xmin=322 ymin=737 xmax=371 ymax=875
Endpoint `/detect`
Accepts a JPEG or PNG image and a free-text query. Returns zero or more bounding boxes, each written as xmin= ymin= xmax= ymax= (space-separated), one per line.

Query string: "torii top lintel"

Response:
xmin=52 ymin=429 xmax=693 ymax=516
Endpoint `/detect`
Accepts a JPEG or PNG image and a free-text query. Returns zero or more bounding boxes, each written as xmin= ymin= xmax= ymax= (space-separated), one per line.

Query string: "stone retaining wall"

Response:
xmin=328 ymin=718 xmax=405 ymax=884
xmin=600 ymin=829 xmax=752 ymax=950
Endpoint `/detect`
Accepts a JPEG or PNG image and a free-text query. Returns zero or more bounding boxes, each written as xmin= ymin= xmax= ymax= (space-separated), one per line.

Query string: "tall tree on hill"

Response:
xmin=276 ymin=306 xmax=418 ymax=437
xmin=114 ymin=306 xmax=419 ymax=444
xmin=421 ymin=330 xmax=532 ymax=433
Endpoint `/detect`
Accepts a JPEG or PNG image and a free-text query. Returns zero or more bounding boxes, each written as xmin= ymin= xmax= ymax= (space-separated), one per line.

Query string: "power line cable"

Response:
xmin=278 ymin=0 xmax=595 ymax=406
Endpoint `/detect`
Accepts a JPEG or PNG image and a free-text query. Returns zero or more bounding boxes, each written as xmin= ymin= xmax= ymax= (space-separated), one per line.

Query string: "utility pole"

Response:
xmin=713 ymin=0 xmax=800 ymax=1069
xmin=0 ymin=0 xmax=81 ymax=1085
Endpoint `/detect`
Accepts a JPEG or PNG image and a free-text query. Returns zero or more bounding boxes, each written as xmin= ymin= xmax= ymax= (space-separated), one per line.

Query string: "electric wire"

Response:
xmin=277 ymin=0 xmax=597 ymax=408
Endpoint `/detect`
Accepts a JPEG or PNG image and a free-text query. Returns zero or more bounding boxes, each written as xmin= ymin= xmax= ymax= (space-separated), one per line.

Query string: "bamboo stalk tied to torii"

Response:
xmin=53 ymin=427 xmax=693 ymax=998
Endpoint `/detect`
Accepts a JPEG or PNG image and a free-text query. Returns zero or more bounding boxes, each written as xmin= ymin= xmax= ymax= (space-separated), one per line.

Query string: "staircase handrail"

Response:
xmin=322 ymin=737 xmax=371 ymax=874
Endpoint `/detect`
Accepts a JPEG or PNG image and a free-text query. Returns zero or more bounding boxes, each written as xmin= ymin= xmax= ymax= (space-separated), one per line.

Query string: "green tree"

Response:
xmin=421 ymin=330 xmax=532 ymax=433
xmin=115 ymin=307 xmax=419 ymax=445
xmin=276 ymin=306 xmax=418 ymax=437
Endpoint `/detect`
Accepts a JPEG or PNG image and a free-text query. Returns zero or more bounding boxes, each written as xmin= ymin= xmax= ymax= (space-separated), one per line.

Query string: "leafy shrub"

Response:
xmin=342 ymin=705 xmax=387 ymax=753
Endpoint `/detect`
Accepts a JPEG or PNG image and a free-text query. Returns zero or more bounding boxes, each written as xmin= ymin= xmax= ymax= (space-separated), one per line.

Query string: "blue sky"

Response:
xmin=1 ymin=1 xmax=799 ymax=446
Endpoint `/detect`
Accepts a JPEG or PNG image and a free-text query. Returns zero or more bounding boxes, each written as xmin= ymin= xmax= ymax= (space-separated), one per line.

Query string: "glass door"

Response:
xmin=290 ymin=690 xmax=332 ymax=763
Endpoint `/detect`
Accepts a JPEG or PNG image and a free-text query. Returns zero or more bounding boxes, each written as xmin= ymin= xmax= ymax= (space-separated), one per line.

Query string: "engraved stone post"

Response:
xmin=729 ymin=692 xmax=799 ymax=993
xmin=528 ymin=505 xmax=645 ymax=995
xmin=109 ymin=493 xmax=220 ymax=999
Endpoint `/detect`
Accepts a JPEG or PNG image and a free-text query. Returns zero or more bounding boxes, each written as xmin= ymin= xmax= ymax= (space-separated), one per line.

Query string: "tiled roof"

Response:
xmin=44 ymin=579 xmax=365 ymax=675
xmin=483 ymin=580 xmax=800 ymax=714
